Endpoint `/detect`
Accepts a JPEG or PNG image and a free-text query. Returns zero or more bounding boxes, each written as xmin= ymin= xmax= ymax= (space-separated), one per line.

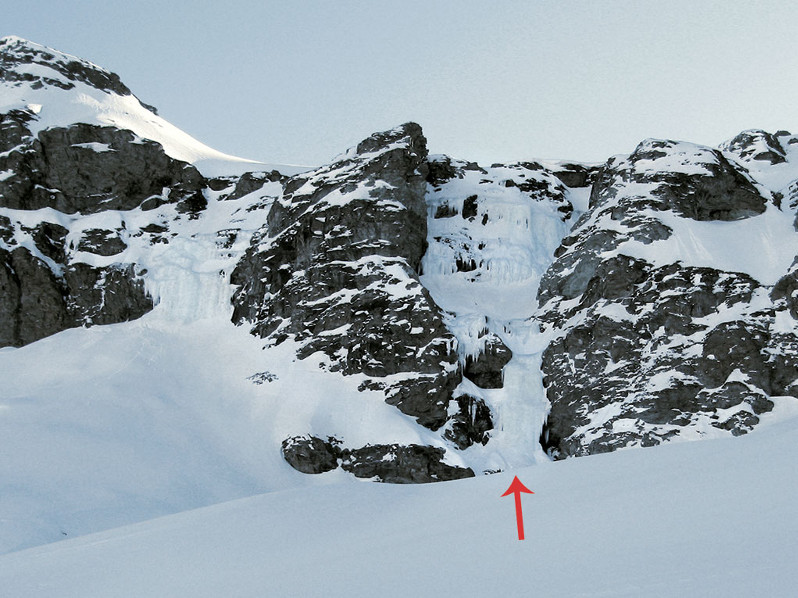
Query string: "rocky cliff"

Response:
xmin=537 ymin=133 xmax=798 ymax=457
xmin=3 ymin=37 xmax=798 ymax=483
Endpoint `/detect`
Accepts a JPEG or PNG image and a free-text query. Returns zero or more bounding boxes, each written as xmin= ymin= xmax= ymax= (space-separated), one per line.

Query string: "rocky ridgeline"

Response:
xmin=0 ymin=35 xmax=140 ymax=102
xmin=537 ymin=133 xmax=798 ymax=458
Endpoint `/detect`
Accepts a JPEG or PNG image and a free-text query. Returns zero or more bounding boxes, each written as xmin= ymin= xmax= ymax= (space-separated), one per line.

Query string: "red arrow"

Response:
xmin=501 ymin=475 xmax=534 ymax=540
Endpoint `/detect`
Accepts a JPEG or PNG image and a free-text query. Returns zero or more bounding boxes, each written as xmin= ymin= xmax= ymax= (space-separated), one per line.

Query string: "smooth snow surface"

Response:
xmin=614 ymin=201 xmax=798 ymax=286
xmin=2 ymin=404 xmax=797 ymax=597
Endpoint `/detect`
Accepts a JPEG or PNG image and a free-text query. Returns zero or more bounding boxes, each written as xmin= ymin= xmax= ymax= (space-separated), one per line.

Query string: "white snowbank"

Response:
xmin=2 ymin=404 xmax=797 ymax=597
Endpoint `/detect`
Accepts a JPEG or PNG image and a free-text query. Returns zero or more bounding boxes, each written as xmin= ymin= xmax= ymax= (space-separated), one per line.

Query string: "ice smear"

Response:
xmin=421 ymin=162 xmax=576 ymax=471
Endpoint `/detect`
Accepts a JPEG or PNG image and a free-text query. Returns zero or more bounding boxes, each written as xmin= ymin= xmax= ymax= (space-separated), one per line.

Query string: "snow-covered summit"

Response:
xmin=0 ymin=35 xmax=140 ymax=101
xmin=719 ymin=128 xmax=798 ymax=197
xmin=0 ymin=36 xmax=268 ymax=175
xmin=719 ymin=128 xmax=790 ymax=165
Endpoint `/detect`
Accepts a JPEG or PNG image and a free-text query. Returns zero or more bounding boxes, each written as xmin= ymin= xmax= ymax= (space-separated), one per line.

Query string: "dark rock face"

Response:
xmin=444 ymin=394 xmax=493 ymax=449
xmin=0 ymin=113 xmax=172 ymax=346
xmin=31 ymin=222 xmax=69 ymax=262
xmin=0 ymin=246 xmax=151 ymax=347
xmin=772 ymin=261 xmax=798 ymax=319
xmin=281 ymin=435 xmax=474 ymax=483
xmin=281 ymin=436 xmax=340 ymax=474
xmin=0 ymin=122 xmax=204 ymax=213
xmin=221 ymin=170 xmax=285 ymax=201
xmin=232 ymin=123 xmax=466 ymax=431
xmin=63 ymin=263 xmax=152 ymax=327
xmin=549 ymin=162 xmax=601 ymax=189
xmin=537 ymin=136 xmax=798 ymax=459
xmin=77 ymin=229 xmax=127 ymax=256
xmin=233 ymin=124 xmax=482 ymax=477
xmin=0 ymin=247 xmax=68 ymax=347
xmin=463 ymin=333 xmax=512 ymax=389
xmin=539 ymin=261 xmax=790 ymax=457
xmin=340 ymin=443 xmax=474 ymax=483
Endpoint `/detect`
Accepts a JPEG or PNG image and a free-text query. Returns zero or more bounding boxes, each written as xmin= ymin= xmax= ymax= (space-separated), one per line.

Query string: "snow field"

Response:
xmin=2 ymin=404 xmax=797 ymax=597
xmin=0 ymin=180 xmax=454 ymax=554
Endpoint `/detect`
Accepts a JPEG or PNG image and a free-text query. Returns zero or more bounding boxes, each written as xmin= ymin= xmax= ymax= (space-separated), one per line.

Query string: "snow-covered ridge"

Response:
xmin=720 ymin=128 xmax=798 ymax=197
xmin=0 ymin=35 xmax=136 ymax=99
xmin=0 ymin=36 xmax=302 ymax=177
xmin=570 ymin=137 xmax=798 ymax=286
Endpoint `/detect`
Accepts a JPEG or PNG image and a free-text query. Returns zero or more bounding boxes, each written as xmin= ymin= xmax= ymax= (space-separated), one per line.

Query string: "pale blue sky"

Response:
xmin=6 ymin=1 xmax=798 ymax=166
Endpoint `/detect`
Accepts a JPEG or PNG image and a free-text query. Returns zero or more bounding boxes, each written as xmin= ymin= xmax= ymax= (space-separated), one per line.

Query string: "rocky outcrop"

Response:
xmin=537 ymin=136 xmax=798 ymax=459
xmin=281 ymin=435 xmax=474 ymax=483
xmin=601 ymin=138 xmax=765 ymax=221
xmin=0 ymin=114 xmax=193 ymax=347
xmin=0 ymin=52 xmax=213 ymax=347
xmin=232 ymin=124 xmax=464 ymax=431
xmin=0 ymin=245 xmax=151 ymax=347
xmin=539 ymin=139 xmax=769 ymax=309
xmin=0 ymin=122 xmax=205 ymax=214
xmin=538 ymin=260 xmax=794 ymax=457
xmin=232 ymin=124 xmax=487 ymax=480
xmin=462 ymin=333 xmax=512 ymax=389
xmin=720 ymin=129 xmax=787 ymax=165
xmin=444 ymin=394 xmax=493 ymax=449
xmin=340 ymin=443 xmax=474 ymax=483
xmin=281 ymin=436 xmax=341 ymax=474
xmin=548 ymin=162 xmax=601 ymax=189
xmin=77 ymin=228 xmax=127 ymax=256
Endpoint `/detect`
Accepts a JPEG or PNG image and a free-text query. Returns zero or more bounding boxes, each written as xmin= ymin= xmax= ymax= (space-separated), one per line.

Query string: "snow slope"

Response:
xmin=0 ymin=178 xmax=446 ymax=554
xmin=0 ymin=36 xmax=308 ymax=177
xmin=2 ymin=400 xmax=797 ymax=597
